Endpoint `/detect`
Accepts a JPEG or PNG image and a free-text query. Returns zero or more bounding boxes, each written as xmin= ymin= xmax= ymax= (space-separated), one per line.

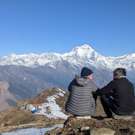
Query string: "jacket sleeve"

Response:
xmin=68 ymin=79 xmax=76 ymax=92
xmin=95 ymin=80 xmax=115 ymax=95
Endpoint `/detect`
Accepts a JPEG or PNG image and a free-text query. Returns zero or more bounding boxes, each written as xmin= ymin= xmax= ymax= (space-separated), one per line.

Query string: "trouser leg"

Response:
xmin=100 ymin=95 xmax=113 ymax=118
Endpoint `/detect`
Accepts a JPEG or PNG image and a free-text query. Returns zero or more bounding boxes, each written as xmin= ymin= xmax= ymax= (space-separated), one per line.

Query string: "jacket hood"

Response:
xmin=75 ymin=76 xmax=90 ymax=86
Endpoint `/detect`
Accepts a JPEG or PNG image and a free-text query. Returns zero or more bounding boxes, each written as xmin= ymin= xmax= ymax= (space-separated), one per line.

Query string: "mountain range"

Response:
xmin=0 ymin=44 xmax=134 ymax=99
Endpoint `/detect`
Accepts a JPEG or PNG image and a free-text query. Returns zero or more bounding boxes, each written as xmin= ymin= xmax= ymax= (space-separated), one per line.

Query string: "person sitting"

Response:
xmin=65 ymin=67 xmax=97 ymax=118
xmin=94 ymin=68 xmax=135 ymax=118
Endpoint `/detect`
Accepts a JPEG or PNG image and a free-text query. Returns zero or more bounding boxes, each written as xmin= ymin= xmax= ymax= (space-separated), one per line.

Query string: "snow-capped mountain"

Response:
xmin=0 ymin=44 xmax=134 ymax=99
xmin=0 ymin=44 xmax=135 ymax=70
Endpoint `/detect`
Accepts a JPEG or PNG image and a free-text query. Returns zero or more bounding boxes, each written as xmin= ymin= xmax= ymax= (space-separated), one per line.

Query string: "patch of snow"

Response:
xmin=35 ymin=89 xmax=68 ymax=120
xmin=57 ymin=88 xmax=66 ymax=94
xmin=48 ymin=64 xmax=57 ymax=69
xmin=2 ymin=124 xmax=63 ymax=135
xmin=58 ymin=92 xmax=64 ymax=97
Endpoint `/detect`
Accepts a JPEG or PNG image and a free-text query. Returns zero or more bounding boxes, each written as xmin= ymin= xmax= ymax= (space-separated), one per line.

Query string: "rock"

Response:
xmin=0 ymin=123 xmax=5 ymax=127
xmin=45 ymin=127 xmax=63 ymax=135
xmin=91 ymin=128 xmax=115 ymax=135
xmin=46 ymin=106 xmax=51 ymax=114
xmin=46 ymin=116 xmax=135 ymax=135
xmin=76 ymin=116 xmax=92 ymax=119
xmin=81 ymin=126 xmax=90 ymax=131
xmin=114 ymin=115 xmax=133 ymax=120
xmin=130 ymin=128 xmax=135 ymax=135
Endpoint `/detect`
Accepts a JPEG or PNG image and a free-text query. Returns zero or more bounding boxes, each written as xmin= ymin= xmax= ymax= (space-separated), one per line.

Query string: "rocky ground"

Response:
xmin=1 ymin=88 xmax=135 ymax=135
xmin=45 ymin=116 xmax=135 ymax=135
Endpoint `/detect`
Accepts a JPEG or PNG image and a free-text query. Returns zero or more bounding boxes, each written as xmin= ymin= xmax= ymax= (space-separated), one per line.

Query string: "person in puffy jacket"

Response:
xmin=65 ymin=67 xmax=97 ymax=116
xmin=94 ymin=68 xmax=135 ymax=118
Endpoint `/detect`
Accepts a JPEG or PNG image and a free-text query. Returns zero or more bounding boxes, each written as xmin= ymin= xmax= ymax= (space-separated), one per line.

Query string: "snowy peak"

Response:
xmin=62 ymin=44 xmax=102 ymax=66
xmin=67 ymin=44 xmax=98 ymax=58
xmin=71 ymin=44 xmax=95 ymax=54
xmin=0 ymin=53 xmax=62 ymax=67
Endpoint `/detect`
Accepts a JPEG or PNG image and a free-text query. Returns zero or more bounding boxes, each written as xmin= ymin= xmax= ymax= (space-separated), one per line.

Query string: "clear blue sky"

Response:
xmin=0 ymin=0 xmax=135 ymax=56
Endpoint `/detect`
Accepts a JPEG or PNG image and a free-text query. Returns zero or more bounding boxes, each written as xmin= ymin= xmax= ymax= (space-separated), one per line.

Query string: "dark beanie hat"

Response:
xmin=81 ymin=67 xmax=93 ymax=77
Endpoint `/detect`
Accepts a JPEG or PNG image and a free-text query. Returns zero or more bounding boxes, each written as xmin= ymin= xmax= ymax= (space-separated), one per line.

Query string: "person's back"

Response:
xmin=65 ymin=67 xmax=97 ymax=116
xmin=113 ymin=78 xmax=135 ymax=114
xmin=95 ymin=68 xmax=135 ymax=117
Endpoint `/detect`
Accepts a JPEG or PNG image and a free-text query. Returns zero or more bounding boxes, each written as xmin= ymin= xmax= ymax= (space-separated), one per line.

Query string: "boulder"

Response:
xmin=91 ymin=128 xmax=115 ymax=135
xmin=46 ymin=116 xmax=135 ymax=135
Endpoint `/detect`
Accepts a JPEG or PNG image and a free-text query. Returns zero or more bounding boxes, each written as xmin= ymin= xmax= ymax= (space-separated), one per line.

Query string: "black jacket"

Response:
xmin=95 ymin=78 xmax=135 ymax=115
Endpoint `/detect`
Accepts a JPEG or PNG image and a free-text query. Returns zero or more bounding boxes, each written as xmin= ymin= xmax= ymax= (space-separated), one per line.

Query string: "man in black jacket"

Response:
xmin=94 ymin=68 xmax=135 ymax=118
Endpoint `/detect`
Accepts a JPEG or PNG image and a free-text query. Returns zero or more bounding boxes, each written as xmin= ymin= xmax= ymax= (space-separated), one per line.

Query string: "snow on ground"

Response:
xmin=2 ymin=124 xmax=63 ymax=135
xmin=2 ymin=128 xmax=46 ymax=135
xmin=35 ymin=88 xmax=68 ymax=120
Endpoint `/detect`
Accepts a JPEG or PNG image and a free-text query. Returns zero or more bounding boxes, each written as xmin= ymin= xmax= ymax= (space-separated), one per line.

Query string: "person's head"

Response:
xmin=113 ymin=68 xmax=127 ymax=79
xmin=81 ymin=67 xmax=93 ymax=80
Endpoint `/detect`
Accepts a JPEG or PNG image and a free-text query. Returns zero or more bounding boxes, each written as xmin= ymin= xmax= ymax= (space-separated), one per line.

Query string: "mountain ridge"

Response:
xmin=0 ymin=44 xmax=135 ymax=70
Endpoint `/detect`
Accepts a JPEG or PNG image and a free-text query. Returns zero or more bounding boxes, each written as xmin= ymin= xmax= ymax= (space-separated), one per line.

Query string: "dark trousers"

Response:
xmin=100 ymin=95 xmax=118 ymax=117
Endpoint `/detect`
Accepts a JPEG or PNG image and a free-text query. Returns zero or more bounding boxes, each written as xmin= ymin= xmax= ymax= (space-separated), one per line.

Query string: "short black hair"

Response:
xmin=113 ymin=68 xmax=127 ymax=78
